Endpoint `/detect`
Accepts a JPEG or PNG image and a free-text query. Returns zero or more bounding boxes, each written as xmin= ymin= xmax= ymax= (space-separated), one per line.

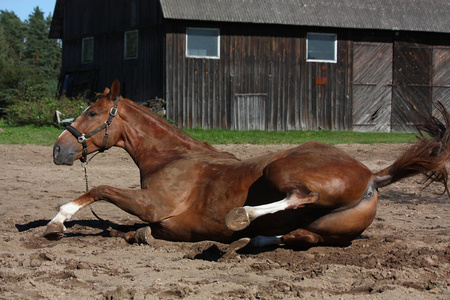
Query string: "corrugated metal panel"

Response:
xmin=160 ymin=0 xmax=450 ymax=33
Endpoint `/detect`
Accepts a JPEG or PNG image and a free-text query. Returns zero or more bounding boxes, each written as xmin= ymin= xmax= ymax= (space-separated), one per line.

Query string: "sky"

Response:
xmin=0 ymin=0 xmax=56 ymax=21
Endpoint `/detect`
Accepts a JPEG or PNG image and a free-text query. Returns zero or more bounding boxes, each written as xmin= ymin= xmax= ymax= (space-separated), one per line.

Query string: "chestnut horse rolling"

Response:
xmin=46 ymin=79 xmax=450 ymax=250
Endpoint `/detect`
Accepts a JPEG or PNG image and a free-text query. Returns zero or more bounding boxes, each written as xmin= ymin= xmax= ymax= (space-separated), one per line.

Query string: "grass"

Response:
xmin=185 ymin=129 xmax=417 ymax=145
xmin=0 ymin=119 xmax=417 ymax=146
xmin=0 ymin=120 xmax=64 ymax=146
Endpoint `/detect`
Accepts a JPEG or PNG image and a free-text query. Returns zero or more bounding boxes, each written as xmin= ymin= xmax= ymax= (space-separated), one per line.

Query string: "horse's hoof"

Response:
xmin=135 ymin=226 xmax=154 ymax=245
xmin=228 ymin=237 xmax=252 ymax=253
xmin=43 ymin=223 xmax=65 ymax=240
xmin=225 ymin=207 xmax=250 ymax=231
xmin=123 ymin=226 xmax=154 ymax=245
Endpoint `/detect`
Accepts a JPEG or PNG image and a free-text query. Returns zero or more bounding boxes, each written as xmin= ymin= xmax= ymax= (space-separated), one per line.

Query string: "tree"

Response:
xmin=24 ymin=6 xmax=61 ymax=79
xmin=0 ymin=11 xmax=30 ymax=115
xmin=0 ymin=10 xmax=26 ymax=60
xmin=0 ymin=7 xmax=62 ymax=118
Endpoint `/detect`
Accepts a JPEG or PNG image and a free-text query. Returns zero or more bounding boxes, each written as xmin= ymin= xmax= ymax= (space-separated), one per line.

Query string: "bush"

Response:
xmin=5 ymin=95 xmax=88 ymax=127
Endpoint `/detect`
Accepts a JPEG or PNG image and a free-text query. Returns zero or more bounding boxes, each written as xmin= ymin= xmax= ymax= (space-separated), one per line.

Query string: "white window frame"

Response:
xmin=124 ymin=30 xmax=138 ymax=59
xmin=186 ymin=27 xmax=220 ymax=59
xmin=306 ymin=32 xmax=337 ymax=63
xmin=81 ymin=37 xmax=94 ymax=63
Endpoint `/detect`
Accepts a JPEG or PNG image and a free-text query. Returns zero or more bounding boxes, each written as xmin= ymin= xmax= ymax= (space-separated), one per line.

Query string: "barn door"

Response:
xmin=231 ymin=94 xmax=267 ymax=130
xmin=432 ymin=48 xmax=450 ymax=118
xmin=352 ymin=41 xmax=392 ymax=132
xmin=392 ymin=41 xmax=432 ymax=132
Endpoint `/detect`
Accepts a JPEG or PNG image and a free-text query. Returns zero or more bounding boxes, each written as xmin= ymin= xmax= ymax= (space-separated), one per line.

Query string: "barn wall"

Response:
xmin=56 ymin=1 xmax=450 ymax=132
xmin=165 ymin=22 xmax=352 ymax=130
xmin=59 ymin=0 xmax=164 ymax=100
xmin=62 ymin=0 xmax=163 ymax=39
xmin=392 ymin=32 xmax=450 ymax=133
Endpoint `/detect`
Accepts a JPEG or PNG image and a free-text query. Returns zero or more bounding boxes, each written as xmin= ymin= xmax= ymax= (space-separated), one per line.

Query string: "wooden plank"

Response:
xmin=352 ymin=41 xmax=392 ymax=132
xmin=392 ymin=39 xmax=432 ymax=132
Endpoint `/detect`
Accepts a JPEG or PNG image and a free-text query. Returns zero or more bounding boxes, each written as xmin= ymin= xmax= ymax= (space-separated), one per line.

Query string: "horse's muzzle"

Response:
xmin=53 ymin=144 xmax=77 ymax=165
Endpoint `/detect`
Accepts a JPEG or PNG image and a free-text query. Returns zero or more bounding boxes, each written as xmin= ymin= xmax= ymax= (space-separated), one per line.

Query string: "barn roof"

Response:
xmin=160 ymin=0 xmax=449 ymax=33
xmin=50 ymin=0 xmax=450 ymax=38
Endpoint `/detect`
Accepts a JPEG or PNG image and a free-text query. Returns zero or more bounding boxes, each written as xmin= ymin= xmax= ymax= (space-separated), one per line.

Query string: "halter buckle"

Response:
xmin=77 ymin=134 xmax=86 ymax=144
xmin=110 ymin=107 xmax=117 ymax=117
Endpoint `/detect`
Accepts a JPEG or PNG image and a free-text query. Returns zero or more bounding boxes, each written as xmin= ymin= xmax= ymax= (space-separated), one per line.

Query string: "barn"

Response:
xmin=49 ymin=0 xmax=450 ymax=132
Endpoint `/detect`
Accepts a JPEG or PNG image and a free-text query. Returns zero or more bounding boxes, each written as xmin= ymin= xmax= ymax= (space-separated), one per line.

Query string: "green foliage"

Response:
xmin=5 ymin=95 xmax=88 ymax=127
xmin=0 ymin=8 xmax=62 ymax=119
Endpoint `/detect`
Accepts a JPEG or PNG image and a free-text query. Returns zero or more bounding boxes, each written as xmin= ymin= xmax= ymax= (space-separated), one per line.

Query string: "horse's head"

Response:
xmin=53 ymin=79 xmax=124 ymax=165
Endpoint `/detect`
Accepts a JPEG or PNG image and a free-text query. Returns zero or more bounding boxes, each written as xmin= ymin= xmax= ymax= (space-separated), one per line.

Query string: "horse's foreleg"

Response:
xmin=44 ymin=185 xmax=163 ymax=240
xmin=225 ymin=191 xmax=319 ymax=231
xmin=44 ymin=200 xmax=88 ymax=239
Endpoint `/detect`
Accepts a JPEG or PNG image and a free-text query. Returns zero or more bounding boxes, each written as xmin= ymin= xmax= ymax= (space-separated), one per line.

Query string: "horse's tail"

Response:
xmin=373 ymin=102 xmax=450 ymax=196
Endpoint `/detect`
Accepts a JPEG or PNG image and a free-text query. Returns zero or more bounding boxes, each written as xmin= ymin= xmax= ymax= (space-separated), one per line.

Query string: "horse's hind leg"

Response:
xmin=225 ymin=190 xmax=319 ymax=231
xmin=229 ymin=229 xmax=323 ymax=252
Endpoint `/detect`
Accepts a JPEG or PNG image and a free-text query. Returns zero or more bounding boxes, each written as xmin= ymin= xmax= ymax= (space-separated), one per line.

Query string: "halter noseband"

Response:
xmin=65 ymin=96 xmax=120 ymax=163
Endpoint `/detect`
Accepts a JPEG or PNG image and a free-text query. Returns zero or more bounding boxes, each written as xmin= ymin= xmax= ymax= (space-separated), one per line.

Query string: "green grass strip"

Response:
xmin=0 ymin=120 xmax=417 ymax=146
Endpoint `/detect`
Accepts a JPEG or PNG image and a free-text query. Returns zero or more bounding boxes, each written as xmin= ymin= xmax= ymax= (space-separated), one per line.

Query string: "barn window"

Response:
xmin=306 ymin=33 xmax=337 ymax=63
xmin=81 ymin=37 xmax=94 ymax=63
xmin=124 ymin=30 xmax=138 ymax=59
xmin=186 ymin=28 xmax=220 ymax=59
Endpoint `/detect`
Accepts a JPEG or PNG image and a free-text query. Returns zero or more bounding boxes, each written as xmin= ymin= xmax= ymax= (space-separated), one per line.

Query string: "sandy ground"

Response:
xmin=0 ymin=142 xmax=449 ymax=299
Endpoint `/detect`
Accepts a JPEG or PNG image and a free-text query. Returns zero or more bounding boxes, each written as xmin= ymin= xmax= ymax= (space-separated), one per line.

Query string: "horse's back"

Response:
xmin=263 ymin=141 xmax=374 ymax=208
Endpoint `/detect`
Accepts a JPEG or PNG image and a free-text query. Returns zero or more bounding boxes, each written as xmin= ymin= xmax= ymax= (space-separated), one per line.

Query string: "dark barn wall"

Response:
xmin=392 ymin=32 xmax=450 ymax=133
xmin=165 ymin=22 xmax=352 ymax=130
xmin=166 ymin=22 xmax=450 ymax=132
xmin=60 ymin=0 xmax=164 ymax=101
xmin=56 ymin=1 xmax=449 ymax=132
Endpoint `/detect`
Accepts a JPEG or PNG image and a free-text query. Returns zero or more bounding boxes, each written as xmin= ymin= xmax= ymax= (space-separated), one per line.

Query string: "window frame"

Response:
xmin=124 ymin=30 xmax=138 ymax=59
xmin=186 ymin=27 xmax=220 ymax=59
xmin=306 ymin=32 xmax=337 ymax=63
xmin=81 ymin=37 xmax=94 ymax=63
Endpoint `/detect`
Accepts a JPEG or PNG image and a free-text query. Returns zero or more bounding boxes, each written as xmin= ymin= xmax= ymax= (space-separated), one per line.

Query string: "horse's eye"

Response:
xmin=88 ymin=111 xmax=97 ymax=117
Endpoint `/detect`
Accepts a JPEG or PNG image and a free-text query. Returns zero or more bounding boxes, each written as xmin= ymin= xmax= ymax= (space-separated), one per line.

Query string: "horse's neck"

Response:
xmin=119 ymin=100 xmax=218 ymax=166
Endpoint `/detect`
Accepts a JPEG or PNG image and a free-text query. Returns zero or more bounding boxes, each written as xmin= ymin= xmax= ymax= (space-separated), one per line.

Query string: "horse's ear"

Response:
xmin=110 ymin=79 xmax=120 ymax=101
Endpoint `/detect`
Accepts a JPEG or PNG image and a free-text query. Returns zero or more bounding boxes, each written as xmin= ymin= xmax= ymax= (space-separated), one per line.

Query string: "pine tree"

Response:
xmin=0 ymin=10 xmax=30 ymax=114
xmin=45 ymin=14 xmax=62 ymax=80
xmin=0 ymin=7 xmax=62 ymax=117
xmin=24 ymin=7 xmax=48 ymax=77
xmin=0 ymin=10 xmax=26 ymax=61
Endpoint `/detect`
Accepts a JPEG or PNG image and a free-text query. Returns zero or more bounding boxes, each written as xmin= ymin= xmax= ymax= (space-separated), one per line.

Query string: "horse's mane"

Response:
xmin=120 ymin=97 xmax=224 ymax=153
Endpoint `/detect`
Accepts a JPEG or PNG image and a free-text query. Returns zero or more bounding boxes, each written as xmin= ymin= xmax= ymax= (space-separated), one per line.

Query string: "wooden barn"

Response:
xmin=49 ymin=0 xmax=450 ymax=132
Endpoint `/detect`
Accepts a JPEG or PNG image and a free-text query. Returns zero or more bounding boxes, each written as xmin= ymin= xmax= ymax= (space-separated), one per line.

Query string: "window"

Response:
xmin=82 ymin=37 xmax=94 ymax=63
xmin=306 ymin=33 xmax=337 ymax=63
xmin=186 ymin=28 xmax=220 ymax=59
xmin=124 ymin=30 xmax=138 ymax=59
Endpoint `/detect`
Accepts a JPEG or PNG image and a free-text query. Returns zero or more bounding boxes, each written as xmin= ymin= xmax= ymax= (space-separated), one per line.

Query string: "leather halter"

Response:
xmin=65 ymin=96 xmax=120 ymax=163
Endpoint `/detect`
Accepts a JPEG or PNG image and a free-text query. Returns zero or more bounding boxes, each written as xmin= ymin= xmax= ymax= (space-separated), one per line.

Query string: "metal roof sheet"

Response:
xmin=160 ymin=0 xmax=450 ymax=33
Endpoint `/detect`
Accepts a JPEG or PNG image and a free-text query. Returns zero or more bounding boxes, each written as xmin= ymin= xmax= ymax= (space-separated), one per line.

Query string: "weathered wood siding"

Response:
xmin=391 ymin=33 xmax=450 ymax=133
xmin=165 ymin=22 xmax=352 ymax=130
xmin=56 ymin=1 xmax=450 ymax=132
xmin=352 ymin=35 xmax=393 ymax=132
xmin=432 ymin=47 xmax=450 ymax=120
xmin=59 ymin=0 xmax=164 ymax=101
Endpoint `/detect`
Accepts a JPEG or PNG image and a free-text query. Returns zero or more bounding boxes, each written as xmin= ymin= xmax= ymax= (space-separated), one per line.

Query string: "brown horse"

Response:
xmin=46 ymin=79 xmax=450 ymax=250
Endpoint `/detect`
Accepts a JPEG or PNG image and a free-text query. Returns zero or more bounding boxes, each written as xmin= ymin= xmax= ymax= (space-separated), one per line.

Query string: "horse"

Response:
xmin=46 ymin=79 xmax=450 ymax=251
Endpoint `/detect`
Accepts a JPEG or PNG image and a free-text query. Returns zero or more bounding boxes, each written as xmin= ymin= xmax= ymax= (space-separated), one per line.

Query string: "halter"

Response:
xmin=65 ymin=96 xmax=120 ymax=163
